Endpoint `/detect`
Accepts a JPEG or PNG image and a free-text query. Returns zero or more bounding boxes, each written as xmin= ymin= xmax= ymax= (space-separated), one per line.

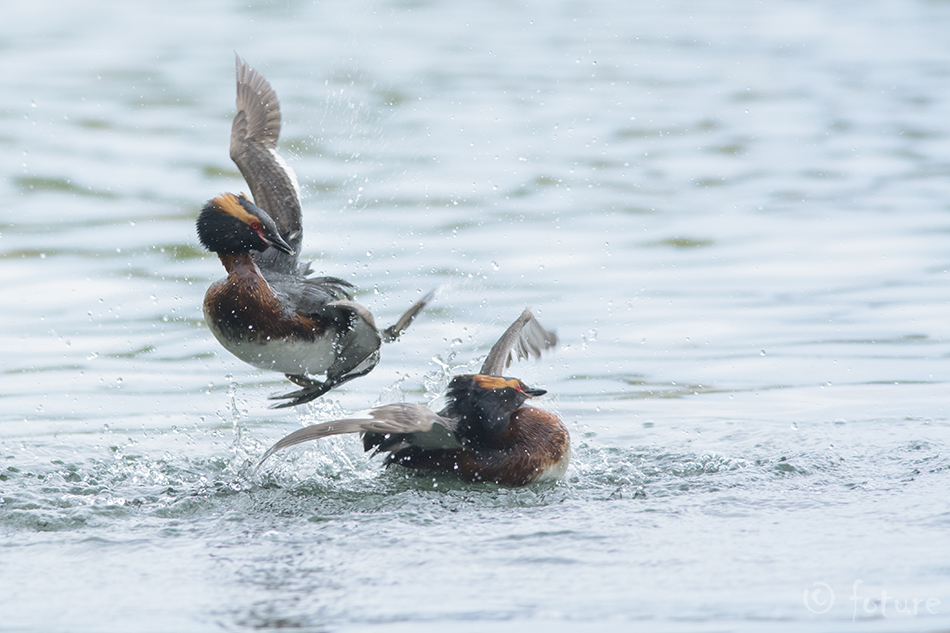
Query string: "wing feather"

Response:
xmin=479 ymin=308 xmax=558 ymax=376
xmin=258 ymin=403 xmax=458 ymax=465
xmin=381 ymin=289 xmax=436 ymax=342
xmin=231 ymin=55 xmax=303 ymax=268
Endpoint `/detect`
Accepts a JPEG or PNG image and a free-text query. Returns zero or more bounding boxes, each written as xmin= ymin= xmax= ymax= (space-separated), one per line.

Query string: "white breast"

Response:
xmin=533 ymin=449 xmax=571 ymax=482
xmin=206 ymin=318 xmax=336 ymax=376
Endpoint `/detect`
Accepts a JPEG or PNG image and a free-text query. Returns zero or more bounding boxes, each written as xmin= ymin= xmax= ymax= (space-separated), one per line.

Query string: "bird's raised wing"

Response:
xmin=258 ymin=403 xmax=459 ymax=465
xmin=381 ymin=289 xmax=436 ymax=343
xmin=230 ymin=55 xmax=303 ymax=267
xmin=479 ymin=307 xmax=558 ymax=377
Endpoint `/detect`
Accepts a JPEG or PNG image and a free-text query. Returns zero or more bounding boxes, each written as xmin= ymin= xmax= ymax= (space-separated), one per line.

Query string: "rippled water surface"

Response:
xmin=4 ymin=0 xmax=950 ymax=631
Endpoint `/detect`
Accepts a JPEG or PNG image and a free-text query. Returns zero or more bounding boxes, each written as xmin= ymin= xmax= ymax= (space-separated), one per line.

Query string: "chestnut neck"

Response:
xmin=218 ymin=252 xmax=260 ymax=277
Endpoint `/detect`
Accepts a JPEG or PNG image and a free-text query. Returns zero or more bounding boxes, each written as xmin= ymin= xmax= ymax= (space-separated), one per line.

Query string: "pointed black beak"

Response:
xmin=263 ymin=231 xmax=295 ymax=255
xmin=236 ymin=195 xmax=296 ymax=256
xmin=524 ymin=385 xmax=547 ymax=397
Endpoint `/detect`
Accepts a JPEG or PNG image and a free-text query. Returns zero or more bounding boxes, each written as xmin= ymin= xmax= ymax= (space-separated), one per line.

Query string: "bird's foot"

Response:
xmin=268 ymin=375 xmax=334 ymax=409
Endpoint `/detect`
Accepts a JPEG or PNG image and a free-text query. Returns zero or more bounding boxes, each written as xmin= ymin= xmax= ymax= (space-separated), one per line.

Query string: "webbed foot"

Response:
xmin=268 ymin=375 xmax=335 ymax=409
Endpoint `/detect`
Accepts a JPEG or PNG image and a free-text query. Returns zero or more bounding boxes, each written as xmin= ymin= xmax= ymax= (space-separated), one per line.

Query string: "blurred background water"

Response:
xmin=3 ymin=0 xmax=950 ymax=631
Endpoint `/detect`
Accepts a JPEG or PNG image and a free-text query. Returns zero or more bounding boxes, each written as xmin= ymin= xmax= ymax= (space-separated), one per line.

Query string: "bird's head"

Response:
xmin=196 ymin=193 xmax=294 ymax=256
xmin=446 ymin=374 xmax=546 ymax=441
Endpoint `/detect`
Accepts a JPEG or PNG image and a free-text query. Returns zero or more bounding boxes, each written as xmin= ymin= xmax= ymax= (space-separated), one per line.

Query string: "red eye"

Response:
xmin=250 ymin=221 xmax=262 ymax=231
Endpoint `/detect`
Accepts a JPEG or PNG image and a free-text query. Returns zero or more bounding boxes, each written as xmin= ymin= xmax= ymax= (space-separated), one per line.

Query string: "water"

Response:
xmin=3 ymin=0 xmax=950 ymax=630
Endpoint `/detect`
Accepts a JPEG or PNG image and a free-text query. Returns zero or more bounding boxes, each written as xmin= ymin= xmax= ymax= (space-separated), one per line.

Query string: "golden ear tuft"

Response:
xmin=213 ymin=193 xmax=259 ymax=225
xmin=473 ymin=375 xmax=524 ymax=391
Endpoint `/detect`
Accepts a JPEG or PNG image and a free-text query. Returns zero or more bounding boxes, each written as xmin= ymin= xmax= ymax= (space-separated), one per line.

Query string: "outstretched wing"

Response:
xmin=381 ymin=289 xmax=436 ymax=343
xmin=479 ymin=307 xmax=558 ymax=377
xmin=258 ymin=403 xmax=459 ymax=465
xmin=231 ymin=55 xmax=303 ymax=270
